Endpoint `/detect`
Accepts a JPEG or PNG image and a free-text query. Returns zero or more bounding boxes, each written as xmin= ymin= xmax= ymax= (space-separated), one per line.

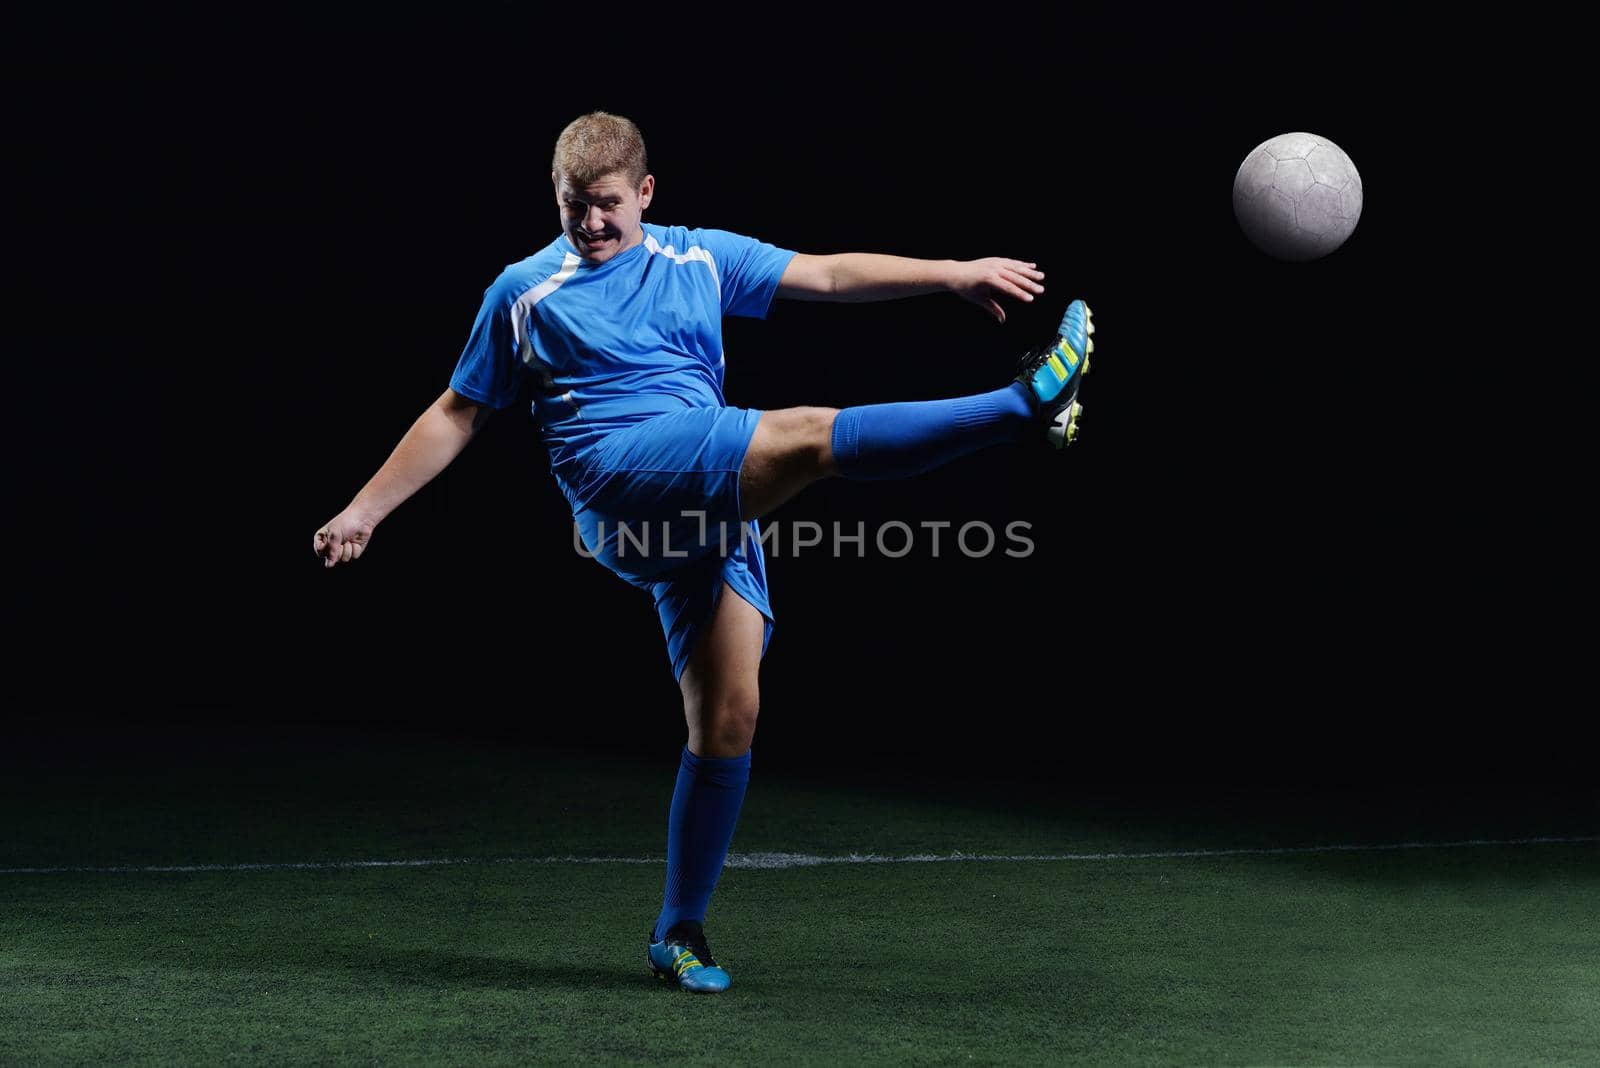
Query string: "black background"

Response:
xmin=11 ymin=9 xmax=1573 ymax=782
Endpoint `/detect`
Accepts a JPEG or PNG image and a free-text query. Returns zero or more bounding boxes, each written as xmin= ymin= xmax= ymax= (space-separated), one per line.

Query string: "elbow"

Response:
xmin=436 ymin=389 xmax=491 ymax=435
xmin=824 ymin=263 xmax=844 ymax=297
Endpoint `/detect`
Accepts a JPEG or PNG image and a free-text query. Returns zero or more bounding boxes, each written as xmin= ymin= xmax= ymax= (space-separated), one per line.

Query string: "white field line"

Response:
xmin=1 ymin=836 xmax=1595 ymax=876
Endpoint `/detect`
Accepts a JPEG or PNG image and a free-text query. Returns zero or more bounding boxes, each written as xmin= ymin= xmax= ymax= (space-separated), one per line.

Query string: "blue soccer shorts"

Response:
xmin=572 ymin=406 xmax=774 ymax=681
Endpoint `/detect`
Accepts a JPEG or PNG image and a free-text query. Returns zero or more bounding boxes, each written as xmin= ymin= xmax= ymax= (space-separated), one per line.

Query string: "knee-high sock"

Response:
xmin=829 ymin=382 xmax=1035 ymax=480
xmin=653 ymin=746 xmax=751 ymax=941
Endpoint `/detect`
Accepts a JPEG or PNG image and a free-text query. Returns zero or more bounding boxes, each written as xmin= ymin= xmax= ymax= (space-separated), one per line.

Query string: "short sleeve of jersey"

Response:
xmin=448 ymin=274 xmax=524 ymax=410
xmin=693 ymin=228 xmax=797 ymax=320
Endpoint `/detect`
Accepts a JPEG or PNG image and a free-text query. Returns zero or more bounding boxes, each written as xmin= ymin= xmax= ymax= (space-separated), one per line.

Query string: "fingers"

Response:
xmin=992 ymin=258 xmax=1045 ymax=282
xmin=1007 ymin=266 xmax=1046 ymax=295
xmin=971 ymin=261 xmax=1044 ymax=308
xmin=314 ymin=523 xmax=367 ymax=568
xmin=977 ymin=276 xmax=1039 ymax=309
xmin=997 ymin=265 xmax=1045 ymax=299
xmin=987 ymin=299 xmax=1005 ymax=324
xmin=315 ymin=524 xmax=343 ymax=568
xmin=991 ymin=275 xmax=1039 ymax=303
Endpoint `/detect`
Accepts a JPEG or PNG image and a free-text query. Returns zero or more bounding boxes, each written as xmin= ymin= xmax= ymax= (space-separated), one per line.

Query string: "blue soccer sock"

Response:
xmin=830 ymin=382 xmax=1035 ymax=480
xmin=652 ymin=746 xmax=752 ymax=941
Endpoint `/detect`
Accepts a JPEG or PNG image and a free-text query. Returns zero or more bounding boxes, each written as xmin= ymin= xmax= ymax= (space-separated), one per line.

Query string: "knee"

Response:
xmin=779 ymin=406 xmax=839 ymax=474
xmin=690 ymin=691 xmax=761 ymax=757
xmin=802 ymin=406 xmax=839 ymax=457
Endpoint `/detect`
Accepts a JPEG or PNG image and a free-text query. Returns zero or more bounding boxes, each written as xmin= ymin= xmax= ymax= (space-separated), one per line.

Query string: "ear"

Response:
xmin=638 ymin=174 xmax=655 ymax=211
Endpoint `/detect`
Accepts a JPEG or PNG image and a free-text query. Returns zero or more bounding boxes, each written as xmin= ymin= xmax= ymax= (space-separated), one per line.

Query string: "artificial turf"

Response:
xmin=3 ymin=733 xmax=1596 ymax=1065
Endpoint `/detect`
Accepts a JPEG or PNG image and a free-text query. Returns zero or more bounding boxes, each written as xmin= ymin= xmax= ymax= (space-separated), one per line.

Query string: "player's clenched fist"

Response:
xmin=313 ymin=512 xmax=374 ymax=569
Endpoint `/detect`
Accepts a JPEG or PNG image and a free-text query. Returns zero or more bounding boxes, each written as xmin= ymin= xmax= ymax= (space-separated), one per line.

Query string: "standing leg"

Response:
xmin=648 ymin=583 xmax=764 ymax=993
xmin=678 ymin=581 xmax=765 ymax=759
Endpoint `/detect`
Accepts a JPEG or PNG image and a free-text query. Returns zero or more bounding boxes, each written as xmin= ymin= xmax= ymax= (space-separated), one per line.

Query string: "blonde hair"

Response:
xmin=552 ymin=111 xmax=649 ymax=188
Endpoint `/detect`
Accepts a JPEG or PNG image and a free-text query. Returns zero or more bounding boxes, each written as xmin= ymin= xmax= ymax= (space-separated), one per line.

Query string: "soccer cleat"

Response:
xmin=1015 ymin=299 xmax=1095 ymax=448
xmin=647 ymin=920 xmax=731 ymax=993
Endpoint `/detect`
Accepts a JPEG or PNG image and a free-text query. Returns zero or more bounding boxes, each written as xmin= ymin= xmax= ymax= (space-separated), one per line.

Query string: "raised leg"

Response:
xmin=736 ymin=301 xmax=1096 ymax=522
xmin=738 ymin=384 xmax=1037 ymax=521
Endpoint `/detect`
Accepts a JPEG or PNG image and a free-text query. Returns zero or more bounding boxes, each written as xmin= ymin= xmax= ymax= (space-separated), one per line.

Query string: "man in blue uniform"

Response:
xmin=313 ymin=112 xmax=1094 ymax=993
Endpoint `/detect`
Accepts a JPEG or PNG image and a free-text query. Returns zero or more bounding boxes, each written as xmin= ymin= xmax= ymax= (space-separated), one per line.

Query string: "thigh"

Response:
xmin=679 ymin=581 xmax=766 ymax=715
xmin=652 ymin=548 xmax=774 ymax=683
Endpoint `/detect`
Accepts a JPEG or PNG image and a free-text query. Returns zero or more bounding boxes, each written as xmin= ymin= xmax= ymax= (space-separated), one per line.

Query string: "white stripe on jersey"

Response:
xmin=642 ymin=233 xmax=721 ymax=300
xmin=513 ymin=251 xmax=582 ymax=363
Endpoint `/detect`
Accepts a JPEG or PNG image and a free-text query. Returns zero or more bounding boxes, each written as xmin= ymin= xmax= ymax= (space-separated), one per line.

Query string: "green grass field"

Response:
xmin=4 ymin=733 xmax=1597 ymax=1065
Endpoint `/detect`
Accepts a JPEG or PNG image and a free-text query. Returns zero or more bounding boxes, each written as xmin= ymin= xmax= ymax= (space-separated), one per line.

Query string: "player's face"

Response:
xmin=554 ymin=171 xmax=654 ymax=264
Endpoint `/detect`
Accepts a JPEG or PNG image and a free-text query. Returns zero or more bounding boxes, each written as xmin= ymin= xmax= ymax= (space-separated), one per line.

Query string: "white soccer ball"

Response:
xmin=1233 ymin=132 xmax=1362 ymax=262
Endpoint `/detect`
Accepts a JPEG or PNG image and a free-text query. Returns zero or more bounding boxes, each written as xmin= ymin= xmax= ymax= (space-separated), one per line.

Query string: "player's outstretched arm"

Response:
xmin=776 ymin=253 xmax=1045 ymax=323
xmin=313 ymin=388 xmax=491 ymax=569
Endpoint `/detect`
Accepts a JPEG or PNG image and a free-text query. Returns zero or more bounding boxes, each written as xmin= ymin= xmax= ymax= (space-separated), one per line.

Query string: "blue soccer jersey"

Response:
xmin=449 ymin=223 xmax=797 ymax=507
xmin=449 ymin=223 xmax=795 ymax=679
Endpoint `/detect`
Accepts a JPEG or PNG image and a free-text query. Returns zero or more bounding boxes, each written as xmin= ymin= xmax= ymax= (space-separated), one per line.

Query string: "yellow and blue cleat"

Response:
xmin=1015 ymin=299 xmax=1095 ymax=449
xmin=648 ymin=920 xmax=731 ymax=993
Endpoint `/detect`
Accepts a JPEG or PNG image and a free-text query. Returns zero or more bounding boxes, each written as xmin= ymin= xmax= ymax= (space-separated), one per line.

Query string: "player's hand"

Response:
xmin=313 ymin=510 xmax=375 ymax=569
xmin=949 ymin=258 xmax=1045 ymax=324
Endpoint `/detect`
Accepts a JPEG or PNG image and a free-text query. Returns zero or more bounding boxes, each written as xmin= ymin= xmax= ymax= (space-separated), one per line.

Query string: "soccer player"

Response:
xmin=312 ymin=112 xmax=1094 ymax=993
